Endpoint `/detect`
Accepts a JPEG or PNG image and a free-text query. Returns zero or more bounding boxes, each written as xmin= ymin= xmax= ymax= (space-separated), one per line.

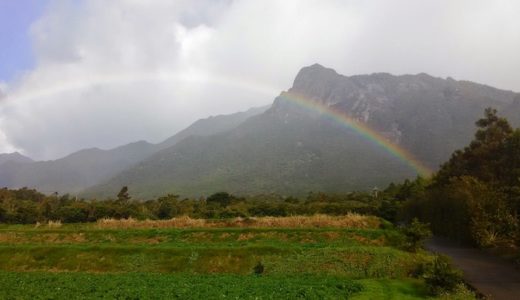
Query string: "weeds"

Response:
xmin=96 ymin=214 xmax=380 ymax=229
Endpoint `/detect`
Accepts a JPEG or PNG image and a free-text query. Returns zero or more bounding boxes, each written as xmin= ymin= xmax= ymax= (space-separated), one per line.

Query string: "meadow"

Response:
xmin=0 ymin=215 xmax=475 ymax=299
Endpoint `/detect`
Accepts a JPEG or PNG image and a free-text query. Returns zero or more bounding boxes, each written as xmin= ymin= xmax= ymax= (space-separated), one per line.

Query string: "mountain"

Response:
xmin=82 ymin=64 xmax=520 ymax=199
xmin=0 ymin=152 xmax=33 ymax=165
xmin=0 ymin=106 xmax=268 ymax=194
xmin=157 ymin=106 xmax=269 ymax=149
xmin=0 ymin=141 xmax=157 ymax=194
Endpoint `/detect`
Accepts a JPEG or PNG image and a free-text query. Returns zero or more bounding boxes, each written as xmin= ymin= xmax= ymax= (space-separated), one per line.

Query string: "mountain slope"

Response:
xmin=84 ymin=111 xmax=414 ymax=199
xmin=157 ymin=106 xmax=269 ymax=149
xmin=0 ymin=141 xmax=157 ymax=194
xmin=0 ymin=107 xmax=268 ymax=194
xmin=0 ymin=152 xmax=33 ymax=165
xmin=84 ymin=64 xmax=520 ymax=199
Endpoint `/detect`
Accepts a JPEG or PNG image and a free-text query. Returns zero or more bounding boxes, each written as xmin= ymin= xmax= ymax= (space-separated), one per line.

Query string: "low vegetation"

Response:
xmin=0 ymin=272 xmax=363 ymax=299
xmin=95 ymin=214 xmax=380 ymax=229
xmin=0 ymin=219 xmax=475 ymax=299
xmin=422 ymin=255 xmax=464 ymax=296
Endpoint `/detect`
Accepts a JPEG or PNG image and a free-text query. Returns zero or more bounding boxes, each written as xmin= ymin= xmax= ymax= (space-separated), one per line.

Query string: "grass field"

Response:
xmin=0 ymin=216 xmax=475 ymax=299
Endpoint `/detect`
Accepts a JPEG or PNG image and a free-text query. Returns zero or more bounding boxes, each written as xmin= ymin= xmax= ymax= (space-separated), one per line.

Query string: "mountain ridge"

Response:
xmin=0 ymin=106 xmax=269 ymax=194
xmin=0 ymin=152 xmax=33 ymax=165
xmin=82 ymin=64 xmax=520 ymax=199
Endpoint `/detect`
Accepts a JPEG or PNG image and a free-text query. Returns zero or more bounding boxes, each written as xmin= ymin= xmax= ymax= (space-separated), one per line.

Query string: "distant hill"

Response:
xmin=83 ymin=64 xmax=520 ymax=199
xmin=0 ymin=106 xmax=268 ymax=194
xmin=0 ymin=152 xmax=33 ymax=165
xmin=157 ymin=106 xmax=269 ymax=150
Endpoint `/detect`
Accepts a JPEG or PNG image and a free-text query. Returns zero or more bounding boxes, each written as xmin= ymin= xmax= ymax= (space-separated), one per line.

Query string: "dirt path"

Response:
xmin=426 ymin=238 xmax=520 ymax=299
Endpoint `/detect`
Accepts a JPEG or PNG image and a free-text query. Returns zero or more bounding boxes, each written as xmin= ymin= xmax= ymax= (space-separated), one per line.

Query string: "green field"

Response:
xmin=0 ymin=221 xmax=475 ymax=299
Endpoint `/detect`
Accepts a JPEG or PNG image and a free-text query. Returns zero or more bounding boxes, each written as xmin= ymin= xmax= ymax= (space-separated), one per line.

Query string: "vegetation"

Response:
xmin=400 ymin=218 xmax=432 ymax=252
xmin=387 ymin=108 xmax=520 ymax=257
xmin=0 ymin=272 xmax=363 ymax=299
xmin=0 ymin=188 xmax=386 ymax=224
xmin=4 ymin=107 xmax=515 ymax=299
xmin=0 ymin=222 xmax=474 ymax=299
xmin=422 ymin=255 xmax=464 ymax=296
xmin=94 ymin=214 xmax=380 ymax=229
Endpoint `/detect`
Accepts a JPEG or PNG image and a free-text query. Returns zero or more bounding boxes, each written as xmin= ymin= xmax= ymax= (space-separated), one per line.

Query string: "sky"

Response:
xmin=0 ymin=0 xmax=519 ymax=160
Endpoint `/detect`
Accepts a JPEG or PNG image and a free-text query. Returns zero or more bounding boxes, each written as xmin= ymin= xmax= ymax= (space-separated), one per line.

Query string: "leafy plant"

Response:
xmin=400 ymin=218 xmax=432 ymax=252
xmin=422 ymin=255 xmax=463 ymax=295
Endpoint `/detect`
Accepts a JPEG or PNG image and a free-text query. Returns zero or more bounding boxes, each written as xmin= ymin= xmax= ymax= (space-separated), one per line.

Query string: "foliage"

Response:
xmin=396 ymin=108 xmax=520 ymax=250
xmin=0 ymin=189 xmax=389 ymax=224
xmin=0 ymin=272 xmax=362 ymax=300
xmin=422 ymin=255 xmax=463 ymax=296
xmin=400 ymin=218 xmax=432 ymax=252
xmin=116 ymin=186 xmax=131 ymax=202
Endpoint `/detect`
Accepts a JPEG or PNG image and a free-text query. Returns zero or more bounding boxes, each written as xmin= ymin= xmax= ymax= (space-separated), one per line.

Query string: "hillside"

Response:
xmin=0 ymin=152 xmax=33 ymax=165
xmin=0 ymin=107 xmax=268 ymax=194
xmin=83 ymin=64 xmax=520 ymax=199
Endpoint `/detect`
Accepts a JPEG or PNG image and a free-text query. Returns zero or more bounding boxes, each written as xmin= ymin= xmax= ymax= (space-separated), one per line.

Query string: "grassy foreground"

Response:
xmin=0 ymin=215 xmax=475 ymax=299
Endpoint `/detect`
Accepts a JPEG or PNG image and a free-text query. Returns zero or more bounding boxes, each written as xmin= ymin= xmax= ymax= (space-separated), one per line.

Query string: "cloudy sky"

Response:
xmin=0 ymin=0 xmax=519 ymax=160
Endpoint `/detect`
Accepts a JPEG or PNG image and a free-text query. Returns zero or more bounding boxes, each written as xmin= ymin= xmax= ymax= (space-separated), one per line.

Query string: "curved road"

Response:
xmin=426 ymin=238 xmax=520 ymax=300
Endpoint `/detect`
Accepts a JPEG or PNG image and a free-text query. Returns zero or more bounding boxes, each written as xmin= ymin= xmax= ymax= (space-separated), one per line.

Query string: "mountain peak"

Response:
xmin=292 ymin=64 xmax=342 ymax=91
xmin=0 ymin=152 xmax=33 ymax=165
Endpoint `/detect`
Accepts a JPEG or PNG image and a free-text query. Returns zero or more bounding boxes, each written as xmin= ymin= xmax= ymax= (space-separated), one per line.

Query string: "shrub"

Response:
xmin=422 ymin=255 xmax=463 ymax=295
xmin=400 ymin=218 xmax=432 ymax=252
xmin=253 ymin=262 xmax=264 ymax=275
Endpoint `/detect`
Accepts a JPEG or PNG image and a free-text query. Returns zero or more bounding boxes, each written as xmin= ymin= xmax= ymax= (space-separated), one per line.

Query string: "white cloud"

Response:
xmin=1 ymin=0 xmax=519 ymax=160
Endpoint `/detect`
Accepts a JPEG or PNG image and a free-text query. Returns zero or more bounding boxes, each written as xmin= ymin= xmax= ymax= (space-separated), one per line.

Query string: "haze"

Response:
xmin=1 ymin=0 xmax=519 ymax=160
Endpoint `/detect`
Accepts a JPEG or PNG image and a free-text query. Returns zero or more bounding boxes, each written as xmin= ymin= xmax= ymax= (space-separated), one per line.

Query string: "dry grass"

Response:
xmin=47 ymin=220 xmax=63 ymax=228
xmin=34 ymin=220 xmax=62 ymax=228
xmin=96 ymin=214 xmax=380 ymax=229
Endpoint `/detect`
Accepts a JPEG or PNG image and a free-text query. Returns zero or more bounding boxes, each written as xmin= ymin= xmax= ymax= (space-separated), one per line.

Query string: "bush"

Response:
xmin=422 ymin=255 xmax=463 ymax=295
xmin=400 ymin=218 xmax=432 ymax=252
xmin=253 ymin=262 xmax=264 ymax=275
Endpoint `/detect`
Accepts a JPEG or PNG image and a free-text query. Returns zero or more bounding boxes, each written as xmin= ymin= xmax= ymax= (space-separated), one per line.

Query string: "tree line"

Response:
xmin=0 ymin=187 xmax=385 ymax=224
xmin=388 ymin=108 xmax=519 ymax=250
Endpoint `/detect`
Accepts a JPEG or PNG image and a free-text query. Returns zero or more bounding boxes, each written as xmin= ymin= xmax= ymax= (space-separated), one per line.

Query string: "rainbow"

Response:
xmin=2 ymin=70 xmax=433 ymax=176
xmin=278 ymin=91 xmax=433 ymax=177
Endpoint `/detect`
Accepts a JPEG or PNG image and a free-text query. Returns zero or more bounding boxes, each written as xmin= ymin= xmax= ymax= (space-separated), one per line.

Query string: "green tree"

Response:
xmin=117 ymin=186 xmax=131 ymax=202
xmin=400 ymin=218 xmax=432 ymax=252
xmin=206 ymin=192 xmax=233 ymax=207
xmin=435 ymin=107 xmax=513 ymax=184
xmin=401 ymin=108 xmax=520 ymax=247
xmin=423 ymin=255 xmax=463 ymax=295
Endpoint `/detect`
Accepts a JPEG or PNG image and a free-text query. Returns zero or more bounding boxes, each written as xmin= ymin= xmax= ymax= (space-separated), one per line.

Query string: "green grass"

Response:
xmin=0 ymin=226 xmax=397 ymax=247
xmin=0 ymin=272 xmax=475 ymax=299
xmin=0 ymin=227 xmax=420 ymax=277
xmin=352 ymin=279 xmax=431 ymax=299
xmin=0 ymin=224 xmax=475 ymax=299
xmin=0 ymin=272 xmax=362 ymax=299
xmin=0 ymin=244 xmax=423 ymax=277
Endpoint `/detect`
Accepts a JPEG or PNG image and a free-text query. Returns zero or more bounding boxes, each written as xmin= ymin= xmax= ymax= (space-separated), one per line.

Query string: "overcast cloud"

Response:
xmin=1 ymin=0 xmax=519 ymax=160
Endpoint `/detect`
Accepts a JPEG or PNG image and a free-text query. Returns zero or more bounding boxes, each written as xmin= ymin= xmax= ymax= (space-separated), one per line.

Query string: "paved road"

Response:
xmin=426 ymin=238 xmax=520 ymax=300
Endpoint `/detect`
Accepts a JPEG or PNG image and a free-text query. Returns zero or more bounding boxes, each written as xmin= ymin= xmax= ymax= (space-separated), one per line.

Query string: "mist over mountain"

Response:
xmin=0 ymin=152 xmax=33 ymax=166
xmin=0 ymin=107 xmax=268 ymax=194
xmin=157 ymin=106 xmax=269 ymax=150
xmin=82 ymin=64 xmax=520 ymax=199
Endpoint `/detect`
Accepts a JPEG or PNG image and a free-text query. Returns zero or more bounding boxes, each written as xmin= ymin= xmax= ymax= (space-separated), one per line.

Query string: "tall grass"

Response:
xmin=96 ymin=214 xmax=380 ymax=229
xmin=34 ymin=220 xmax=62 ymax=228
